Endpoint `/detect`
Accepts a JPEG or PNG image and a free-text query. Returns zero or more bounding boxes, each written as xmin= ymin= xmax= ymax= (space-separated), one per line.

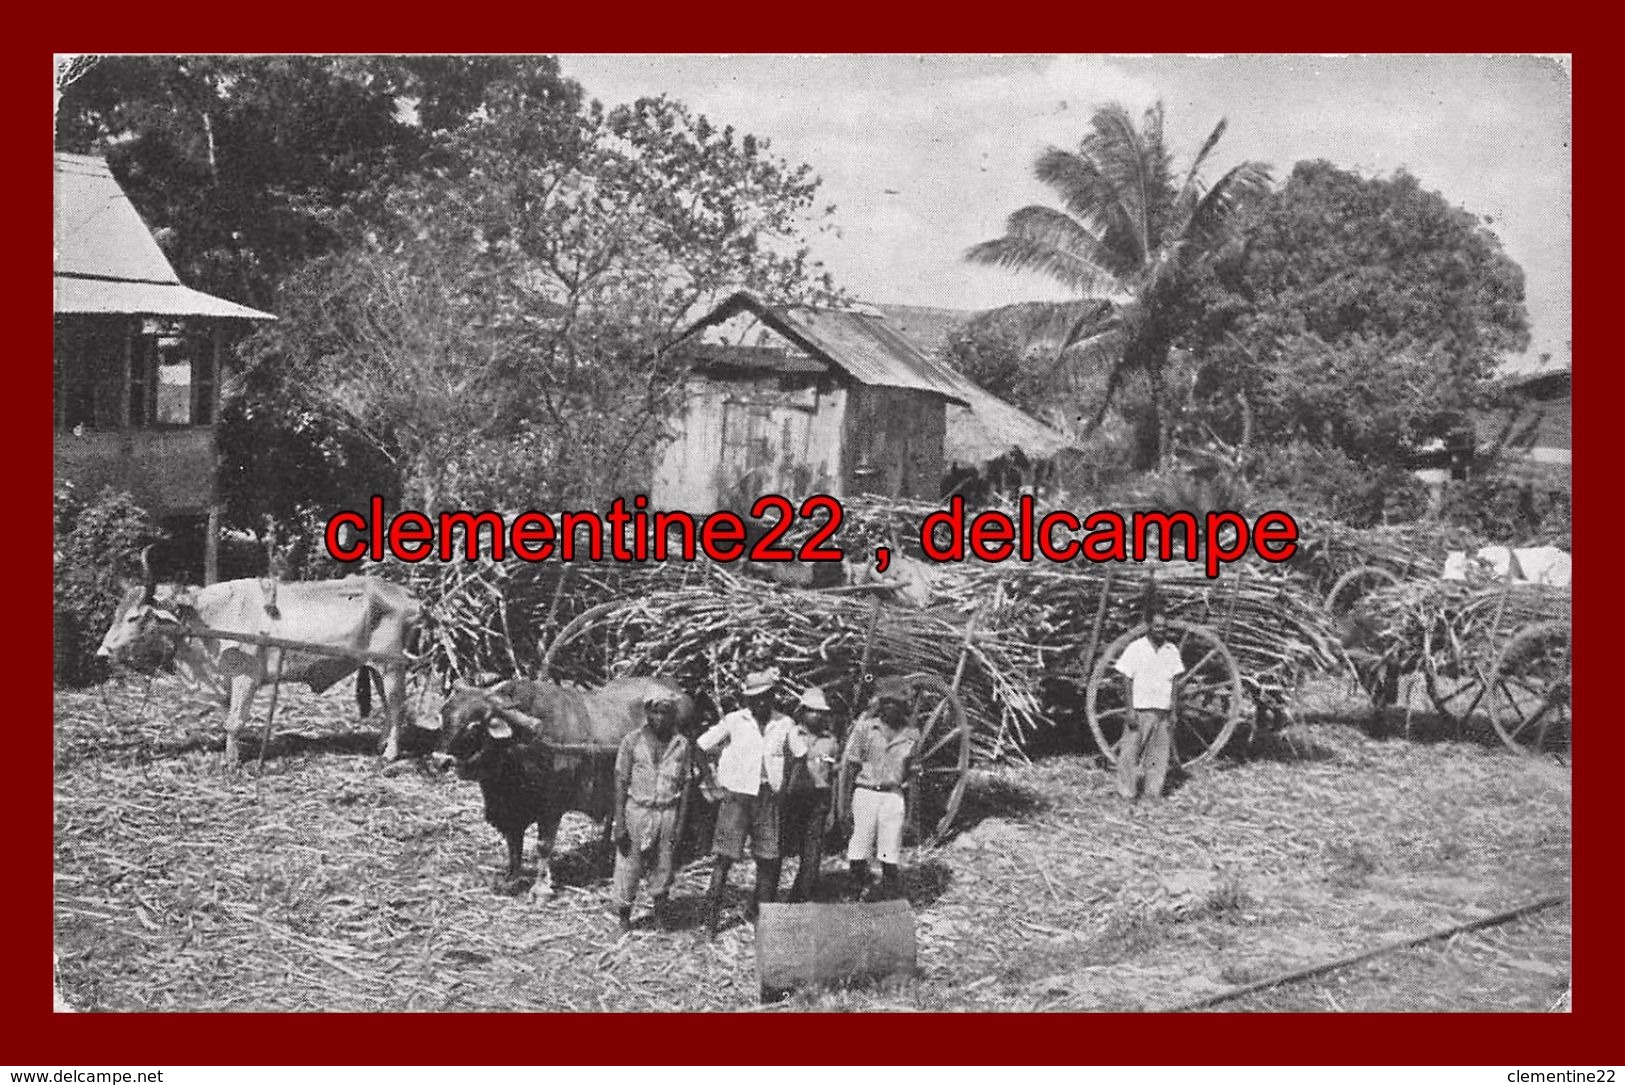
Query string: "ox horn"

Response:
xmin=487 ymin=702 xmax=544 ymax=733
xmin=139 ymin=544 xmax=157 ymax=604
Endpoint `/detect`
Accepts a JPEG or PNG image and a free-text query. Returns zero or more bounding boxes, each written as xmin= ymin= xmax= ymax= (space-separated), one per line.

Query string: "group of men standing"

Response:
xmin=610 ymin=670 xmax=923 ymax=938
xmin=606 ymin=610 xmax=1187 ymax=937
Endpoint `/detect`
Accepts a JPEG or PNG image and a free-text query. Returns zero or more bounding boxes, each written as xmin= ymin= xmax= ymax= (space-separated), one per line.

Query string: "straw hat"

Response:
xmin=741 ymin=670 xmax=777 ymax=696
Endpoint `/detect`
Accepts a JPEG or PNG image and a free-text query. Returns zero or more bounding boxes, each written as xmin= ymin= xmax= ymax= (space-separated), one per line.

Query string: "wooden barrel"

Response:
xmin=755 ymin=900 xmax=918 ymax=1001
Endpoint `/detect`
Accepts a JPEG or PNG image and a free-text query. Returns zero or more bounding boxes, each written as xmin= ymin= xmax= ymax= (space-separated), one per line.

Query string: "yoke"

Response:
xmin=174 ymin=624 xmax=414 ymax=669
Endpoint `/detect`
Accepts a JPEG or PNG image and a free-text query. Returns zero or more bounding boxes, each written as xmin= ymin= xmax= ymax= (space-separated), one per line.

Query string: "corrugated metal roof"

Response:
xmin=683 ymin=293 xmax=967 ymax=405
xmin=55 ymin=153 xmax=182 ymax=284
xmin=53 ymin=152 xmax=273 ymax=320
xmin=676 ymin=292 xmax=1073 ymax=462
xmin=870 ymin=302 xmax=979 ymax=359
xmin=869 ymin=302 xmax=1073 ymax=465
xmin=773 ymin=304 xmax=969 ymax=405
xmin=54 ymin=276 xmax=275 ymax=320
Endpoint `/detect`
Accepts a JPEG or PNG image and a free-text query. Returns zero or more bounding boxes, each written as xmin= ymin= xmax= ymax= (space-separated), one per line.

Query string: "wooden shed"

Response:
xmin=652 ymin=293 xmax=970 ymax=512
xmin=53 ymin=152 xmax=274 ymax=581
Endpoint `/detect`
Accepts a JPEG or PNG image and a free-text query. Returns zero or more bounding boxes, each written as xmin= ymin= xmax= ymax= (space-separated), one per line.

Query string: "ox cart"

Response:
xmin=1062 ymin=560 xmax=1340 ymax=774
xmin=537 ymin=582 xmax=974 ymax=846
xmin=533 ymin=558 xmax=1342 ymax=843
xmin=1327 ymin=559 xmax=1572 ymax=756
xmin=165 ymin=622 xmax=417 ymax=770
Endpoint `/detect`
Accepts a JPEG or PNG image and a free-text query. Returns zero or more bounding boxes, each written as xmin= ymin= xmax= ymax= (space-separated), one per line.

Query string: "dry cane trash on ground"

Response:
xmin=55 ymin=671 xmax=1568 ymax=1011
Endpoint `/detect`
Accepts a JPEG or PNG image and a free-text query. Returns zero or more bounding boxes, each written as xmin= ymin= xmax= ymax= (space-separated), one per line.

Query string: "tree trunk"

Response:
xmin=1145 ymin=352 xmax=1171 ymax=472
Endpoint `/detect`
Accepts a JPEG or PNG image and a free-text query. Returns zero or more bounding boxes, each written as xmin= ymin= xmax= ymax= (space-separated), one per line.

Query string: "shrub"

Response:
xmin=53 ymin=483 xmax=163 ymax=687
xmin=1438 ymin=477 xmax=1570 ymax=548
xmin=1248 ymin=442 xmax=1430 ymax=527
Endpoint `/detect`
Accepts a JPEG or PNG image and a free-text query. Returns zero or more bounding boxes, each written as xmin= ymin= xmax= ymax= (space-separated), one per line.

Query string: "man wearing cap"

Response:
xmin=838 ymin=680 xmax=921 ymax=902
xmin=694 ymin=669 xmax=796 ymax=937
xmin=781 ymin=686 xmax=841 ymax=903
xmin=611 ymin=693 xmax=692 ymax=932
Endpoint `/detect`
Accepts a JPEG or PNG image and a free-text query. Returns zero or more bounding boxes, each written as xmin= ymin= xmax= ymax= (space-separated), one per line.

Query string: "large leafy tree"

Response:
xmin=57 ymin=57 xmax=595 ymax=538
xmin=967 ymin=101 xmax=1271 ymax=469
xmin=246 ymin=85 xmax=841 ymax=514
xmin=1188 ymin=160 xmax=1531 ymax=472
xmin=58 ymin=57 xmax=839 ymax=527
xmin=55 ymin=56 xmax=581 ymax=310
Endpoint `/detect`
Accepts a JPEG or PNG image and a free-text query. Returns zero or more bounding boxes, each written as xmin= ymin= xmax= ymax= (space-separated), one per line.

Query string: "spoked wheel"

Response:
xmin=1326 ymin=566 xmax=1403 ymax=713
xmin=1487 ymin=621 xmax=1572 ymax=757
xmin=1324 ymin=565 xmax=1401 ymax=617
xmin=1085 ymin=621 xmax=1244 ymax=769
xmin=880 ymin=672 xmax=971 ymax=845
xmin=1422 ymin=618 xmax=1490 ymax=730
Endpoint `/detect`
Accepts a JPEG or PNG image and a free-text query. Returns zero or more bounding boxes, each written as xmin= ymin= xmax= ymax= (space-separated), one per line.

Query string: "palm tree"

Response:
xmin=967 ymin=101 xmax=1270 ymax=470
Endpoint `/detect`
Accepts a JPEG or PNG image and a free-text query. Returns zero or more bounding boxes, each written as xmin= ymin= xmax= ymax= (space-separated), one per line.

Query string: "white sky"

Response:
xmin=558 ymin=54 xmax=1571 ymax=372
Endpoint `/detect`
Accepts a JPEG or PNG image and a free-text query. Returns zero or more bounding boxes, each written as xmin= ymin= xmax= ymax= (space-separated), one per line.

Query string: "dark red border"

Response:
xmin=23 ymin=24 xmax=1609 ymax=1067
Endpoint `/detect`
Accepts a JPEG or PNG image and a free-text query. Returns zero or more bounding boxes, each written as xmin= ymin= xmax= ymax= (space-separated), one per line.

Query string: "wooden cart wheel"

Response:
xmin=1325 ymin=566 xmax=1403 ymax=712
xmin=1085 ymin=620 xmax=1244 ymax=769
xmin=1487 ymin=621 xmax=1571 ymax=757
xmin=538 ymin=600 xmax=626 ymax=680
xmin=1324 ymin=565 xmax=1401 ymax=617
xmin=883 ymin=672 xmax=971 ymax=845
xmin=1422 ymin=617 xmax=1490 ymax=730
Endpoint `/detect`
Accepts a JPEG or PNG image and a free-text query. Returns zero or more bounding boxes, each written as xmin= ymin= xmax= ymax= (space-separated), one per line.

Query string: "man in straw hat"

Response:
xmin=695 ymin=669 xmax=796 ymax=937
xmin=611 ymin=692 xmax=692 ymax=932
xmin=782 ymin=686 xmax=841 ymax=903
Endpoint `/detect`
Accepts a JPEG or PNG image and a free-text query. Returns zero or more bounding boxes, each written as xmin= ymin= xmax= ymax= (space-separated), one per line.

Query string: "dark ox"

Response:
xmin=440 ymin=676 xmax=697 ymax=900
xmin=97 ymin=568 xmax=428 ymax=766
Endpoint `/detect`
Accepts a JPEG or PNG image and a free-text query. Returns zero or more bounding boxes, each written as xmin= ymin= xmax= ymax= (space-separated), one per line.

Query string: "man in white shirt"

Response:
xmin=695 ymin=669 xmax=795 ymax=937
xmin=1111 ymin=613 xmax=1184 ymax=802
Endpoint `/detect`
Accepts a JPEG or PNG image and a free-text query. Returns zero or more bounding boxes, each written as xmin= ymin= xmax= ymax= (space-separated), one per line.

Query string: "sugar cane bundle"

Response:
xmin=952 ymin=561 xmax=1344 ymax=715
xmin=1348 ymin=577 xmax=1570 ymax=676
xmin=1289 ymin=516 xmax=1487 ymax=594
xmin=367 ymin=495 xmax=1348 ymax=760
xmin=386 ymin=555 xmax=704 ymax=685
xmin=543 ymin=565 xmax=1048 ymax=759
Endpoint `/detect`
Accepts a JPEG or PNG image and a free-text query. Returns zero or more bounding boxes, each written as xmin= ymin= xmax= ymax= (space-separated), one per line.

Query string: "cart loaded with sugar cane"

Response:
xmin=529 ymin=542 xmax=1343 ymax=838
xmin=1290 ymin=517 xmax=1500 ymax=719
xmin=1049 ymin=559 xmax=1342 ymax=772
xmin=536 ymin=565 xmax=978 ymax=845
xmin=1333 ymin=561 xmax=1572 ymax=755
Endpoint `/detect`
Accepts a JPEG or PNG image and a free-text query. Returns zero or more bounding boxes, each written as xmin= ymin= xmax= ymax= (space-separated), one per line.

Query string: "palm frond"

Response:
xmin=1186 ymin=160 xmax=1273 ymax=250
xmin=1079 ymin=101 xmax=1170 ymax=269
xmin=1084 ymin=104 xmax=1156 ymax=268
xmin=971 ymin=298 xmax=1119 ymax=352
xmin=1047 ymin=326 xmax=1124 ymax=390
xmin=1139 ymin=102 xmax=1175 ymax=243
xmin=1182 ymin=117 xmax=1229 ymax=196
xmin=1002 ymin=205 xmax=1127 ymax=293
xmin=964 ymin=233 xmax=1126 ymax=298
xmin=1032 ymin=148 xmax=1141 ymax=276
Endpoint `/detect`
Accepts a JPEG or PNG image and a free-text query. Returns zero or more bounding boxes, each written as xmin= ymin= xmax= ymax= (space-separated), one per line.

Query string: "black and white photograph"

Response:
xmin=52 ymin=53 xmax=1571 ymax=1015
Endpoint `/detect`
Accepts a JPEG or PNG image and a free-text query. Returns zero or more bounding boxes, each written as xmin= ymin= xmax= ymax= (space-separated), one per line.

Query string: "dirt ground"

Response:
xmin=53 ymin=675 xmax=1570 ymax=1012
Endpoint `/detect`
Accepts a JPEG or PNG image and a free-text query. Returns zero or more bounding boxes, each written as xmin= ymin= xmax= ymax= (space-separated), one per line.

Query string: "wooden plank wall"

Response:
xmin=651 ymin=374 xmax=847 ymax=512
xmin=841 ymin=385 xmax=946 ymax=501
xmin=53 ymin=427 xmax=217 ymax=516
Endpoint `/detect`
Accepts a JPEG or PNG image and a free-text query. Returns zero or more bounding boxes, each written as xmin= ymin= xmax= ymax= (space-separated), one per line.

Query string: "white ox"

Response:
xmin=97 ymin=568 xmax=430 ymax=766
xmin=1442 ymin=545 xmax=1572 ymax=588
